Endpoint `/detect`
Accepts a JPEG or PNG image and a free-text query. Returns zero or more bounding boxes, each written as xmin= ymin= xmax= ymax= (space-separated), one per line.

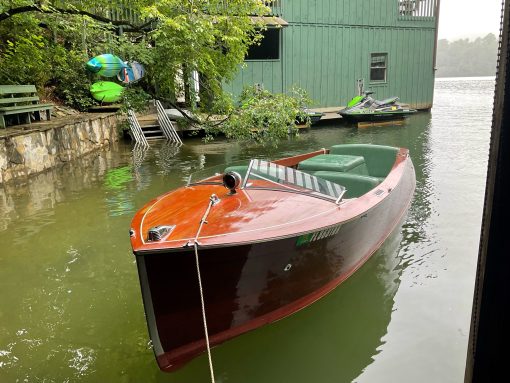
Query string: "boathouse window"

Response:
xmin=370 ymin=53 xmax=388 ymax=82
xmin=245 ymin=29 xmax=280 ymax=61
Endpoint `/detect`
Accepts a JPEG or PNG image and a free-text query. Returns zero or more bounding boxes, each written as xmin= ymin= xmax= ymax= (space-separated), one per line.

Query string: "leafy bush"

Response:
xmin=50 ymin=46 xmax=97 ymax=111
xmin=208 ymin=85 xmax=312 ymax=145
xmin=0 ymin=1 xmax=297 ymax=147
xmin=119 ymin=87 xmax=152 ymax=114
xmin=0 ymin=25 xmax=97 ymax=110
xmin=0 ymin=32 xmax=52 ymax=88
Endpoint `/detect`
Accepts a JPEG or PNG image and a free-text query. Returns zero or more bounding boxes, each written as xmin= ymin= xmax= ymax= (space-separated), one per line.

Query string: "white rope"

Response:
xmin=193 ymin=195 xmax=217 ymax=383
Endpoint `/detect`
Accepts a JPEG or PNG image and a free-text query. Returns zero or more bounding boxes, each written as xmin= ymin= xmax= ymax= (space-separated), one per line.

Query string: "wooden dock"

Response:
xmin=308 ymin=107 xmax=343 ymax=122
xmin=357 ymin=119 xmax=407 ymax=129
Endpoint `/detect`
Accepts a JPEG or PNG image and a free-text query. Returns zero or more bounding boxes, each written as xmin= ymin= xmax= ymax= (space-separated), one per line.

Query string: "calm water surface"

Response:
xmin=0 ymin=77 xmax=493 ymax=382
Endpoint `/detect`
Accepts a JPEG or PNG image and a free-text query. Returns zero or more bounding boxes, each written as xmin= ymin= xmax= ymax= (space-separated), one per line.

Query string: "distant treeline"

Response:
xmin=436 ymin=33 xmax=498 ymax=77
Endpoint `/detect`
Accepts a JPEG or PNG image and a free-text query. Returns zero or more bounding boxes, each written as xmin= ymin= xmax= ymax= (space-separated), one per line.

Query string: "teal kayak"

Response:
xmin=86 ymin=54 xmax=126 ymax=77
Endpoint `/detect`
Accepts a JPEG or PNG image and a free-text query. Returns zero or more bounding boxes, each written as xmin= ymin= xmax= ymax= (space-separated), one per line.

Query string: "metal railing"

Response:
xmin=155 ymin=100 xmax=183 ymax=145
xmin=127 ymin=109 xmax=149 ymax=147
xmin=398 ymin=0 xmax=437 ymax=19
xmin=267 ymin=0 xmax=283 ymax=16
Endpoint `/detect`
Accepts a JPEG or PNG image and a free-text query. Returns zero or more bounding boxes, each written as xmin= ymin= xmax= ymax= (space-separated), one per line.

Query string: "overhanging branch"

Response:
xmin=0 ymin=4 xmax=154 ymax=31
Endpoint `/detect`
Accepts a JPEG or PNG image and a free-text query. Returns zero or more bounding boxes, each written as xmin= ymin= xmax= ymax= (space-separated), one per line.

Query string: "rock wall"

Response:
xmin=0 ymin=114 xmax=120 ymax=185
xmin=0 ymin=142 xmax=138 ymax=232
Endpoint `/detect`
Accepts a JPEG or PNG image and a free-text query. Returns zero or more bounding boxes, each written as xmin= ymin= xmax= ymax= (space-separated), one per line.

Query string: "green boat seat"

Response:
xmin=313 ymin=171 xmax=381 ymax=198
xmin=297 ymin=154 xmax=368 ymax=175
xmin=329 ymin=144 xmax=398 ymax=178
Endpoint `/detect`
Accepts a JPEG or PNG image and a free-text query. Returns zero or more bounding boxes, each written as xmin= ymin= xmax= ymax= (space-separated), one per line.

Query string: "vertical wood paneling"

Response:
xmin=336 ymin=25 xmax=344 ymax=105
xmin=389 ymin=28 xmax=397 ymax=99
xmin=341 ymin=28 xmax=350 ymax=105
xmin=314 ymin=25 xmax=321 ymax=100
xmin=400 ymin=30 xmax=408 ymax=103
xmin=344 ymin=0 xmax=350 ymax=25
xmin=307 ymin=0 xmax=313 ymax=24
xmin=285 ymin=0 xmax=435 ymax=27
xmin=345 ymin=27 xmax=352 ymax=102
xmin=323 ymin=26 xmax=329 ymax=105
xmin=338 ymin=0 xmax=343 ymax=24
xmin=284 ymin=28 xmax=289 ymax=91
xmin=416 ymin=29 xmax=424 ymax=105
xmin=226 ymin=0 xmax=437 ymax=109
xmin=327 ymin=25 xmax=334 ymax=106
xmin=409 ymin=30 xmax=416 ymax=103
xmin=306 ymin=26 xmax=312 ymax=93
xmin=324 ymin=0 xmax=329 ymax=25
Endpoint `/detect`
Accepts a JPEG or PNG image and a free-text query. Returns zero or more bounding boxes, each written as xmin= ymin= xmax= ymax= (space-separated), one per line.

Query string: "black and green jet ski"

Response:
xmin=338 ymin=91 xmax=417 ymax=122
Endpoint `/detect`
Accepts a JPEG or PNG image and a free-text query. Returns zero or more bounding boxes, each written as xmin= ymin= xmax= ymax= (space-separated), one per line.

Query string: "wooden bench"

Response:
xmin=0 ymin=85 xmax=54 ymax=128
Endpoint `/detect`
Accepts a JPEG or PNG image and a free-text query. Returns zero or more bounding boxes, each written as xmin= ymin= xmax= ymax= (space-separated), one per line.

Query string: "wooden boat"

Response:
xmin=129 ymin=144 xmax=416 ymax=372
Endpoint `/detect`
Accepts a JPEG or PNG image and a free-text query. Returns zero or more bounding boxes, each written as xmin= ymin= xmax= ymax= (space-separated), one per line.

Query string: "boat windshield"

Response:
xmin=187 ymin=159 xmax=346 ymax=204
xmin=187 ymin=159 xmax=252 ymax=186
xmin=244 ymin=159 xmax=346 ymax=204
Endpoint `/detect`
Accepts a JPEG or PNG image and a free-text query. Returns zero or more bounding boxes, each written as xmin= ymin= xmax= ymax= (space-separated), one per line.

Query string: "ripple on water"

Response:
xmin=0 ymin=78 xmax=495 ymax=382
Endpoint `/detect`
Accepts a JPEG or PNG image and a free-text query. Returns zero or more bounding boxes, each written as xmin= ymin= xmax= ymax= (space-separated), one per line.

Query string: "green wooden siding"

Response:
xmin=225 ymin=0 xmax=438 ymax=109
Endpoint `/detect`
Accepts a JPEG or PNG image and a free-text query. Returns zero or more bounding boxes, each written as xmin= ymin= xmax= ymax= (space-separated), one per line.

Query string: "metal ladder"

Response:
xmin=155 ymin=100 xmax=183 ymax=145
xmin=127 ymin=109 xmax=149 ymax=147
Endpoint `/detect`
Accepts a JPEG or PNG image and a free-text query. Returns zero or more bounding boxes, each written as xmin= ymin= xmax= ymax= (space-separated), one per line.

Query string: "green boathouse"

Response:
xmin=225 ymin=0 xmax=440 ymax=110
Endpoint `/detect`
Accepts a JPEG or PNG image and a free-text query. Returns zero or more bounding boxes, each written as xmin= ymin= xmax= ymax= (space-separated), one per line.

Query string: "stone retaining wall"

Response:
xmin=0 ymin=113 xmax=120 ymax=185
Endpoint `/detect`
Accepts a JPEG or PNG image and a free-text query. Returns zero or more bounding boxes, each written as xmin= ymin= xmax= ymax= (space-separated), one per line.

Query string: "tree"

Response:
xmin=143 ymin=1 xmax=271 ymax=110
xmin=0 ymin=1 xmax=306 ymax=142
xmin=436 ymin=34 xmax=498 ymax=77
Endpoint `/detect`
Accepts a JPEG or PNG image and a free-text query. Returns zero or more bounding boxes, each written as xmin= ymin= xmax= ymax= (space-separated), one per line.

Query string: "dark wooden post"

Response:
xmin=465 ymin=1 xmax=510 ymax=381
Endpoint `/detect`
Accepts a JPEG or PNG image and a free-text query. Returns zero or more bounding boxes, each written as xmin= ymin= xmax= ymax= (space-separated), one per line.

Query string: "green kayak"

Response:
xmin=90 ymin=81 xmax=124 ymax=103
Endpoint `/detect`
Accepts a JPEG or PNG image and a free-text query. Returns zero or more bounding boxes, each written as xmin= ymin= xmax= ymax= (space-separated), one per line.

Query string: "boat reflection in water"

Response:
xmin=217 ymin=217 xmax=406 ymax=382
xmin=129 ymin=144 xmax=416 ymax=372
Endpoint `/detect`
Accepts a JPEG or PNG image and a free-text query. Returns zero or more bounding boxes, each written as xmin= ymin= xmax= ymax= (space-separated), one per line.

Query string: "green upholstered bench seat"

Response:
xmin=297 ymin=154 xmax=368 ymax=174
xmin=329 ymin=144 xmax=398 ymax=178
xmin=313 ymin=171 xmax=381 ymax=198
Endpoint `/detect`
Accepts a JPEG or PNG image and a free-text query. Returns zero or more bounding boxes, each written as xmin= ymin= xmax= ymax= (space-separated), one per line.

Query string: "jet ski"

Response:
xmin=338 ymin=91 xmax=417 ymax=122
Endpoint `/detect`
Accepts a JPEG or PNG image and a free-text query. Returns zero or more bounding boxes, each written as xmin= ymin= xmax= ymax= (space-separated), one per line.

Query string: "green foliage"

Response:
xmin=119 ymin=87 xmax=151 ymax=114
xmin=436 ymin=34 xmax=498 ymax=77
xmin=207 ymin=86 xmax=312 ymax=145
xmin=0 ymin=7 xmax=98 ymax=108
xmin=0 ymin=0 xmax=289 ymax=144
xmin=144 ymin=0 xmax=270 ymax=108
xmin=50 ymin=47 xmax=97 ymax=110
xmin=0 ymin=31 xmax=52 ymax=88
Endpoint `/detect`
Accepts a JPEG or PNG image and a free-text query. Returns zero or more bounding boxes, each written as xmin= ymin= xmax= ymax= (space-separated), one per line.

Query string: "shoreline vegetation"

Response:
xmin=0 ymin=1 xmax=497 ymax=140
xmin=436 ymin=33 xmax=498 ymax=78
xmin=0 ymin=0 xmax=310 ymax=143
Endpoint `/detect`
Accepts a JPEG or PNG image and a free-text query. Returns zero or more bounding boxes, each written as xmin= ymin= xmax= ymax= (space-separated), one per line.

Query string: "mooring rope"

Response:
xmin=193 ymin=194 xmax=218 ymax=383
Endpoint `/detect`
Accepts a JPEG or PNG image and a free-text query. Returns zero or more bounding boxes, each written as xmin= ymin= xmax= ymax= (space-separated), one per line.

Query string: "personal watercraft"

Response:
xmin=338 ymin=91 xmax=417 ymax=122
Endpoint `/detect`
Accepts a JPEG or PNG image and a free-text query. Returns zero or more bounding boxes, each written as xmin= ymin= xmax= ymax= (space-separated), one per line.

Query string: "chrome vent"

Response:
xmin=147 ymin=225 xmax=175 ymax=242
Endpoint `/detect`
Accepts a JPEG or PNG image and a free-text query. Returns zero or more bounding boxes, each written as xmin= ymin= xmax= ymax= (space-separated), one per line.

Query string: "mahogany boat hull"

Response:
xmin=134 ymin=156 xmax=415 ymax=372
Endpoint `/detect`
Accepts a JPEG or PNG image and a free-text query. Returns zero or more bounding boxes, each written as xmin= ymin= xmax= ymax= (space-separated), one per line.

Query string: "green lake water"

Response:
xmin=0 ymin=77 xmax=493 ymax=382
